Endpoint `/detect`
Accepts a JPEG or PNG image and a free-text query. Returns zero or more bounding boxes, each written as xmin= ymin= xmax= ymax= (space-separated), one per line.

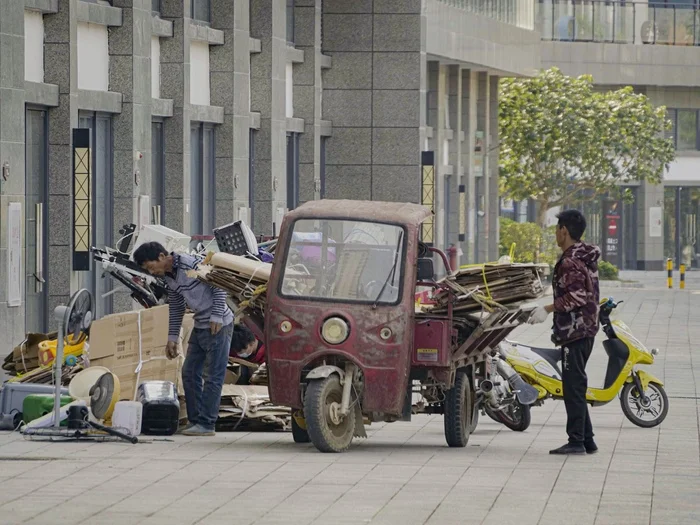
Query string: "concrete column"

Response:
xmin=210 ymin=0 xmax=248 ymax=226
xmin=463 ymin=69 xmax=478 ymax=263
xmin=44 ymin=0 xmax=79 ymax=320
xmin=476 ymin=72 xmax=490 ymax=263
xmin=250 ymin=0 xmax=287 ymax=236
xmin=295 ymin=0 xmax=322 ymax=206
xmin=321 ymin=0 xmax=425 ymax=203
xmin=109 ymin=0 xmax=153 ymax=311
xmin=160 ymin=0 xmax=190 ymax=233
xmin=487 ymin=75 xmax=500 ymax=261
xmin=435 ymin=63 xmax=448 ymax=249
xmin=637 ymin=181 xmax=665 ymax=270
xmin=447 ymin=65 xmax=462 ymax=264
xmin=0 ymin=0 xmax=26 ymax=357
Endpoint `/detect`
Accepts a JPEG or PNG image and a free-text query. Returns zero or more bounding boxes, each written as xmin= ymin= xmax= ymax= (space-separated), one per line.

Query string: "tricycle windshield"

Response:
xmin=279 ymin=219 xmax=406 ymax=305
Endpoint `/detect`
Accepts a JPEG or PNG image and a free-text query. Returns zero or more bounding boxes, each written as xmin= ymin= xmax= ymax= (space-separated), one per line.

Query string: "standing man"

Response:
xmin=528 ymin=210 xmax=601 ymax=455
xmin=134 ymin=242 xmax=234 ymax=436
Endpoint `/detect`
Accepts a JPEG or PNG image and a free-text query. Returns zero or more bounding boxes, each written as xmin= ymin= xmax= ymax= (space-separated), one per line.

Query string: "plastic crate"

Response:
xmin=213 ymin=221 xmax=258 ymax=257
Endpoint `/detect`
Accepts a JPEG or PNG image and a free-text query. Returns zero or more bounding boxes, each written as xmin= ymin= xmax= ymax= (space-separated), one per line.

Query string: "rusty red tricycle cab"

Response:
xmin=265 ymin=200 xmax=529 ymax=452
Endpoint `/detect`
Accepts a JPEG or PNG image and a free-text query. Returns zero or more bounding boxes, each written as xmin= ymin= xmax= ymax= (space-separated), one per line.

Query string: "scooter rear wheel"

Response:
xmin=490 ymin=401 xmax=531 ymax=432
xmin=620 ymin=382 xmax=669 ymax=428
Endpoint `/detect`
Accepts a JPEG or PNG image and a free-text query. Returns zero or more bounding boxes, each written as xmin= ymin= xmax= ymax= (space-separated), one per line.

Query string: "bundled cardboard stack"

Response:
xmin=427 ymin=263 xmax=548 ymax=317
xmin=87 ymin=305 xmax=194 ymax=401
xmin=188 ymin=252 xmax=271 ymax=319
xmin=2 ymin=333 xmax=55 ymax=376
xmin=217 ymin=385 xmax=290 ymax=431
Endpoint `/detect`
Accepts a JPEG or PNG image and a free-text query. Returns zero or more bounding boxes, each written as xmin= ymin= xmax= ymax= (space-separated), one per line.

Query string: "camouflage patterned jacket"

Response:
xmin=552 ymin=242 xmax=601 ymax=345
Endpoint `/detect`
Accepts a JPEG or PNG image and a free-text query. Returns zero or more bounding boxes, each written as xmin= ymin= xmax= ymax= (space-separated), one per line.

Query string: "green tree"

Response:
xmin=499 ymin=68 xmax=675 ymax=230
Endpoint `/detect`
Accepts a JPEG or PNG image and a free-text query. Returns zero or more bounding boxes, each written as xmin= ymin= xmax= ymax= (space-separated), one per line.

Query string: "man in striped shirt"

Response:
xmin=134 ymin=242 xmax=234 ymax=436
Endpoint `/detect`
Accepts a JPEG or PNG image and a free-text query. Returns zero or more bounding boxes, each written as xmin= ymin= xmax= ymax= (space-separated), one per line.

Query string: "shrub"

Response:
xmin=598 ymin=260 xmax=619 ymax=281
xmin=499 ymin=218 xmax=559 ymax=268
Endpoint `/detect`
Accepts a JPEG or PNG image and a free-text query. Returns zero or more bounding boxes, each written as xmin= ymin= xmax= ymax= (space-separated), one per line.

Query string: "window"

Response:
xmin=152 ymin=0 xmax=160 ymax=13
xmin=287 ymin=132 xmax=300 ymax=210
xmin=286 ymin=0 xmax=295 ymax=45
xmin=190 ymin=123 xmax=216 ymax=235
xmin=151 ymin=121 xmax=165 ymax=224
xmin=280 ymin=219 xmax=406 ymax=305
xmin=678 ymin=110 xmax=698 ymax=150
xmin=191 ymin=0 xmax=210 ymax=23
xmin=667 ymin=109 xmax=700 ymax=151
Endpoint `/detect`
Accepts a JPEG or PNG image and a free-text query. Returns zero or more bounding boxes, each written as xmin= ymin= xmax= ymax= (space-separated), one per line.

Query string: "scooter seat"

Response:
xmin=530 ymin=346 xmax=562 ymax=371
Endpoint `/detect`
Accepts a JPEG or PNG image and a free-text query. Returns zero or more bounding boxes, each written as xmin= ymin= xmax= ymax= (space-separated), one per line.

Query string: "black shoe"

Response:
xmin=584 ymin=441 xmax=598 ymax=454
xmin=549 ymin=443 xmax=586 ymax=455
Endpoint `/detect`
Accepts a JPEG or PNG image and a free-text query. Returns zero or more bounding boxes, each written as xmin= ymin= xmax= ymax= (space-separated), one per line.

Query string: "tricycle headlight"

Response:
xmin=651 ymin=348 xmax=659 ymax=357
xmin=322 ymin=317 xmax=349 ymax=345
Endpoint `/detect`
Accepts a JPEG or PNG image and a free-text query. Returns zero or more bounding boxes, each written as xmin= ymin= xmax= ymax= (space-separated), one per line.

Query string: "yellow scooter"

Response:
xmin=500 ymin=298 xmax=668 ymax=428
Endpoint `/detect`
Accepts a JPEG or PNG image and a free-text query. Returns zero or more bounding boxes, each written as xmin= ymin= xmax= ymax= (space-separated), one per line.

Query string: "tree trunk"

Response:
xmin=535 ymin=200 xmax=549 ymax=263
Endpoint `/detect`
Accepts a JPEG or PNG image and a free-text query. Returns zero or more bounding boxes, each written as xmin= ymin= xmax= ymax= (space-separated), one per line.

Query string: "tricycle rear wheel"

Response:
xmin=444 ymin=369 xmax=473 ymax=447
xmin=305 ymin=376 xmax=355 ymax=453
xmin=291 ymin=411 xmax=310 ymax=443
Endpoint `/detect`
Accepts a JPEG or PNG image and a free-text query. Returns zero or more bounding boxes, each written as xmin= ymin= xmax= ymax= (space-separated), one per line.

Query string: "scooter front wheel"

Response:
xmin=620 ymin=382 xmax=669 ymax=428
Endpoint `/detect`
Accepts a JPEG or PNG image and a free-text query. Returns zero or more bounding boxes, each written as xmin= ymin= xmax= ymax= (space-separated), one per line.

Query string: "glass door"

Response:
xmin=78 ymin=113 xmax=114 ymax=318
xmin=25 ymin=108 xmax=49 ymax=334
xmin=152 ymin=121 xmax=165 ymax=224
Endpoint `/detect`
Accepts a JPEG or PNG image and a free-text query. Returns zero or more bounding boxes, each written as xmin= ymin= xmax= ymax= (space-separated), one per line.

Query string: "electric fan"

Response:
xmin=51 ymin=289 xmax=93 ymax=428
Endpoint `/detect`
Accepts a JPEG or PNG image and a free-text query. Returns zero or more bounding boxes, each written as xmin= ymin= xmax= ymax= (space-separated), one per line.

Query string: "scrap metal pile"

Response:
xmin=423 ymin=263 xmax=549 ymax=317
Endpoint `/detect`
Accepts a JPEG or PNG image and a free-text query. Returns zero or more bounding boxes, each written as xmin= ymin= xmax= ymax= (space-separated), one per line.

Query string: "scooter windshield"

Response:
xmin=279 ymin=219 xmax=406 ymax=305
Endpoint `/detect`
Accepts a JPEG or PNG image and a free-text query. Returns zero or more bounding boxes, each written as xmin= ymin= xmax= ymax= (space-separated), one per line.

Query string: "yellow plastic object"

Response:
xmin=38 ymin=336 xmax=86 ymax=367
xmin=68 ymin=366 xmax=113 ymax=403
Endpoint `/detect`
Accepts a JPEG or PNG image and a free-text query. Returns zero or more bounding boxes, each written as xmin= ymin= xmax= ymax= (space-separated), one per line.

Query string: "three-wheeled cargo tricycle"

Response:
xmin=263 ymin=200 xmax=531 ymax=452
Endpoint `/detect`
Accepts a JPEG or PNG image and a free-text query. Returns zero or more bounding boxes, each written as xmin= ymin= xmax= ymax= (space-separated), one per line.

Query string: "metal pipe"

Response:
xmin=339 ymin=362 xmax=355 ymax=416
xmin=35 ymin=203 xmax=44 ymax=293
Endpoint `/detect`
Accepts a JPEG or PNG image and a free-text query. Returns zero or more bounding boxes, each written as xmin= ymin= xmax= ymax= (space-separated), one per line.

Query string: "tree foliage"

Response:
xmin=499 ymin=68 xmax=676 ymax=226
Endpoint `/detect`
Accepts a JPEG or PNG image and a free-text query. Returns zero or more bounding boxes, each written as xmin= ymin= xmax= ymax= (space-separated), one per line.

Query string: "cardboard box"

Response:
xmin=88 ymin=306 xmax=195 ymax=401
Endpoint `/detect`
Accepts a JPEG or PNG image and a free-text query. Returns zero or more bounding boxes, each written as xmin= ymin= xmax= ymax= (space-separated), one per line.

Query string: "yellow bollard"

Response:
xmin=680 ymin=263 xmax=686 ymax=290
xmin=667 ymin=259 xmax=673 ymax=289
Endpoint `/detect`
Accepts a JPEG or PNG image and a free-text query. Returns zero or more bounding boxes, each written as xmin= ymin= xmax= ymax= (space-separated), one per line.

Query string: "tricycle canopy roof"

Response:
xmin=285 ymin=199 xmax=431 ymax=227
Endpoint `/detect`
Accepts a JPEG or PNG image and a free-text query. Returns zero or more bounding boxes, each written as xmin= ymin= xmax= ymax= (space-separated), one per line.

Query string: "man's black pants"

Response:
xmin=561 ymin=337 xmax=595 ymax=445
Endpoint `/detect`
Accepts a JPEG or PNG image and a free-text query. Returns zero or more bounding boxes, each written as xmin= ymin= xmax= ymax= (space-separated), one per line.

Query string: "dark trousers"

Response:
xmin=182 ymin=324 xmax=233 ymax=429
xmin=561 ymin=337 xmax=595 ymax=445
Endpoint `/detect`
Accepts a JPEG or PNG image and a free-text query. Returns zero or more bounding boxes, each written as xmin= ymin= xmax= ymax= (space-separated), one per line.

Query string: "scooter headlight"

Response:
xmin=322 ymin=317 xmax=349 ymax=345
xmin=651 ymin=348 xmax=660 ymax=357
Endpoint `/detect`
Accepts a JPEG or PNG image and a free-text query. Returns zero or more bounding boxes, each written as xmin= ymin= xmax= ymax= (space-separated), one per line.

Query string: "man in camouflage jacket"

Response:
xmin=528 ymin=209 xmax=601 ymax=455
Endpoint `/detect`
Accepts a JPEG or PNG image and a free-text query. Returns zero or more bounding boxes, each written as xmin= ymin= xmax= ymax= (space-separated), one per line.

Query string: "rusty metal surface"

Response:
xmin=286 ymin=199 xmax=431 ymax=226
xmin=266 ymin=202 xmax=426 ymax=415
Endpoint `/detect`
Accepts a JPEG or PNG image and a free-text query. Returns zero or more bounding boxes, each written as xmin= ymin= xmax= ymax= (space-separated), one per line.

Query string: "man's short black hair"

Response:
xmin=133 ymin=241 xmax=168 ymax=266
xmin=231 ymin=324 xmax=256 ymax=351
xmin=556 ymin=209 xmax=586 ymax=241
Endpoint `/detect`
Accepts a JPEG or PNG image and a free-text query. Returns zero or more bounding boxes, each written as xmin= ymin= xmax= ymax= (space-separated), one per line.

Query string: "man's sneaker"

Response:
xmin=585 ymin=441 xmax=598 ymax=454
xmin=182 ymin=424 xmax=215 ymax=437
xmin=178 ymin=423 xmax=197 ymax=434
xmin=549 ymin=443 xmax=586 ymax=455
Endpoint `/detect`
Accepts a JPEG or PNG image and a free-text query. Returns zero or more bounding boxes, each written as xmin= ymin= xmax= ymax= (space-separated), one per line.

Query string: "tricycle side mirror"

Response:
xmin=417 ymin=258 xmax=434 ymax=281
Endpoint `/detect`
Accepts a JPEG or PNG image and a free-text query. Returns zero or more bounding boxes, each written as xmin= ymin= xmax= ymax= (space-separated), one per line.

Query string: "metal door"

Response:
xmin=25 ymin=108 xmax=49 ymax=333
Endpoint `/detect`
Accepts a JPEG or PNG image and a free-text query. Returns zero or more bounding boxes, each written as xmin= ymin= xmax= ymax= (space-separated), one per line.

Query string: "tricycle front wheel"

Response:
xmin=304 ymin=376 xmax=355 ymax=453
xmin=444 ymin=370 xmax=474 ymax=447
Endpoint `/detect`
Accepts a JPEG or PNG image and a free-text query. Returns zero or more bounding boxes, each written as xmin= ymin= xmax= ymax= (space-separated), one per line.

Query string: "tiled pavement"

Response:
xmin=1 ymin=286 xmax=699 ymax=525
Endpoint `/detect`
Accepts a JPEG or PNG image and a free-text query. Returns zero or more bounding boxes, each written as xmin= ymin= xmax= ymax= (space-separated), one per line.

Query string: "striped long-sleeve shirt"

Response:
xmin=164 ymin=253 xmax=233 ymax=342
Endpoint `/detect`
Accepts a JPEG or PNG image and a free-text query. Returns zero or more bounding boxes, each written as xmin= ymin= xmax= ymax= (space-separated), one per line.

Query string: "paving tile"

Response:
xmin=1 ymin=288 xmax=700 ymax=524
